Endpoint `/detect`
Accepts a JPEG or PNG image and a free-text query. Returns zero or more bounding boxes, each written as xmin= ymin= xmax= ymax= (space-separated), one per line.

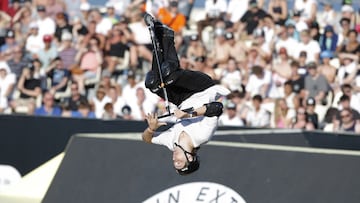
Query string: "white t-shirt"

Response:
xmin=26 ymin=35 xmax=45 ymax=54
xmin=152 ymin=116 xmax=218 ymax=150
xmin=246 ymin=69 xmax=272 ymax=97
xmin=37 ymin=17 xmax=56 ymax=37
xmin=221 ymin=70 xmax=242 ymax=91
xmin=294 ymin=0 xmax=317 ymax=21
xmin=205 ymin=0 xmax=227 ymax=18
xmin=275 ymin=37 xmax=299 ymax=59
xmin=128 ymin=22 xmax=152 ymax=45
xmin=218 ymin=114 xmax=244 ymax=126
xmin=92 ymin=96 xmax=112 ymax=118
xmin=96 ymin=18 xmax=113 ymax=35
xmin=129 ymin=98 xmax=155 ymax=120
xmin=246 ymin=108 xmax=271 ymax=127
xmin=296 ymin=40 xmax=321 ymax=63
xmin=337 ymin=62 xmax=357 ymax=85
xmin=227 ymin=0 xmax=248 ymax=23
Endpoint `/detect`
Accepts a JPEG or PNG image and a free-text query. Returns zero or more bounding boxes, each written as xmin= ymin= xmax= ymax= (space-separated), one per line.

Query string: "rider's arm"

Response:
xmin=174 ymin=102 xmax=224 ymax=119
xmin=142 ymin=113 xmax=167 ymax=143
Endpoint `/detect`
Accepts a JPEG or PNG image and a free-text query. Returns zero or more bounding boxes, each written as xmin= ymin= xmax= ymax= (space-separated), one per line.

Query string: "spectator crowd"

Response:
xmin=0 ymin=0 xmax=360 ymax=133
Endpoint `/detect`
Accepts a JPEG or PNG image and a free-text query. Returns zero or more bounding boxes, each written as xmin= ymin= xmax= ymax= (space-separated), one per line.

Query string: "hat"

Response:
xmin=341 ymin=5 xmax=354 ymax=13
xmin=105 ymin=2 xmax=114 ymax=8
xmin=293 ymin=10 xmax=301 ymax=17
xmin=320 ymin=50 xmax=334 ymax=59
xmin=224 ymin=32 xmax=234 ymax=40
xmin=249 ymin=0 xmax=257 ymax=7
xmin=253 ymin=29 xmax=265 ymax=38
xmin=43 ymin=34 xmax=52 ymax=42
xmin=169 ymin=1 xmax=178 ymax=7
xmin=29 ymin=22 xmax=39 ymax=29
xmin=80 ymin=2 xmax=91 ymax=11
xmin=226 ymin=102 xmax=236 ymax=109
xmin=310 ymin=22 xmax=319 ymax=29
xmin=189 ymin=34 xmax=199 ymax=41
xmin=61 ymin=32 xmax=72 ymax=41
xmin=299 ymin=51 xmax=307 ymax=57
xmin=5 ymin=29 xmax=15 ymax=38
xmin=306 ymin=97 xmax=316 ymax=106
xmin=127 ymin=70 xmax=135 ymax=78
xmin=285 ymin=19 xmax=296 ymax=28
xmin=0 ymin=62 xmax=10 ymax=73
xmin=37 ymin=5 xmax=46 ymax=11
xmin=324 ymin=25 xmax=334 ymax=33
xmin=307 ymin=62 xmax=317 ymax=69
xmin=121 ymin=105 xmax=132 ymax=115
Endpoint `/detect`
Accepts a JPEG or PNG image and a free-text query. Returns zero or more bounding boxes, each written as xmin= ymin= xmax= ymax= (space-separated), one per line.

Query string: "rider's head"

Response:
xmin=173 ymin=143 xmax=200 ymax=175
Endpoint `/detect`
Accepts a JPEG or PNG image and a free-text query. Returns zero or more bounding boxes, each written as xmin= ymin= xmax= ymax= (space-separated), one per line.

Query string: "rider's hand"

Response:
xmin=145 ymin=113 xmax=167 ymax=131
xmin=173 ymin=109 xmax=188 ymax=119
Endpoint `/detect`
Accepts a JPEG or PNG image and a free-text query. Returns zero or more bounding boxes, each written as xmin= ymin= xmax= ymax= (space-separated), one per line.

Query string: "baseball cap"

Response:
xmin=306 ymin=97 xmax=316 ymax=106
xmin=226 ymin=102 xmax=236 ymax=109
xmin=29 ymin=22 xmax=39 ymax=29
xmin=5 ymin=29 xmax=15 ymax=38
xmin=189 ymin=34 xmax=199 ymax=41
xmin=80 ymin=2 xmax=91 ymax=11
xmin=293 ymin=10 xmax=301 ymax=17
xmin=127 ymin=70 xmax=135 ymax=78
xmin=320 ymin=50 xmax=334 ymax=59
xmin=37 ymin=5 xmax=46 ymax=12
xmin=61 ymin=32 xmax=72 ymax=41
xmin=285 ymin=20 xmax=296 ymax=28
xmin=324 ymin=25 xmax=334 ymax=33
xmin=249 ymin=0 xmax=257 ymax=7
xmin=224 ymin=32 xmax=234 ymax=40
xmin=307 ymin=62 xmax=317 ymax=69
xmin=43 ymin=34 xmax=52 ymax=42
xmin=341 ymin=5 xmax=354 ymax=13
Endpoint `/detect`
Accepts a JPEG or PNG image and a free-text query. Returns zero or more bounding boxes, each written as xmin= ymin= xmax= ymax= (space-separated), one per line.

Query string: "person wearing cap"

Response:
xmin=289 ymin=61 xmax=306 ymax=100
xmin=143 ymin=19 xmax=230 ymax=175
xmin=36 ymin=5 xmax=56 ymax=37
xmin=225 ymin=32 xmax=246 ymax=66
xmin=318 ymin=51 xmax=336 ymax=86
xmin=157 ymin=1 xmax=186 ymax=34
xmin=58 ymin=32 xmax=76 ymax=70
xmin=218 ymin=102 xmax=244 ymax=126
xmin=0 ymin=29 xmax=18 ymax=54
xmin=238 ymin=0 xmax=267 ymax=36
xmin=25 ymin=22 xmax=45 ymax=55
xmin=284 ymin=19 xmax=300 ymax=41
xmin=37 ymin=34 xmax=58 ymax=71
xmin=305 ymin=97 xmax=319 ymax=129
xmin=186 ymin=34 xmax=207 ymax=61
xmin=304 ymin=62 xmax=331 ymax=106
xmin=104 ymin=2 xmax=120 ymax=25
xmin=7 ymin=45 xmax=31 ymax=80
xmin=296 ymin=30 xmax=321 ymax=64
xmin=0 ymin=61 xmax=16 ymax=113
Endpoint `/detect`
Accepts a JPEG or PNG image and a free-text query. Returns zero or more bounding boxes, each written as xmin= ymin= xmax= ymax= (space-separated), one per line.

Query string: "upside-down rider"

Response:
xmin=142 ymin=14 xmax=230 ymax=175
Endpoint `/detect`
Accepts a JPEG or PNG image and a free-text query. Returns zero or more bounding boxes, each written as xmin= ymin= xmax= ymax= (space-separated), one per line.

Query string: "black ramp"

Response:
xmin=43 ymin=134 xmax=360 ymax=203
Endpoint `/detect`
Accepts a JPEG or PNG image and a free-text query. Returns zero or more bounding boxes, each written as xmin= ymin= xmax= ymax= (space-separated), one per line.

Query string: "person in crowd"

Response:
xmin=81 ymin=20 xmax=106 ymax=50
xmin=319 ymin=25 xmax=339 ymax=53
xmin=318 ymin=51 xmax=337 ymax=89
xmin=246 ymin=65 xmax=272 ymax=100
xmin=104 ymin=2 xmax=119 ymax=24
xmin=333 ymin=107 xmax=360 ymax=133
xmin=54 ymin=12 xmax=72 ymax=43
xmin=34 ymin=91 xmax=62 ymax=116
xmin=309 ymin=21 xmax=321 ymax=42
xmin=225 ymin=32 xmax=247 ymax=68
xmin=220 ymin=57 xmax=242 ymax=92
xmin=274 ymin=25 xmax=299 ymax=59
xmin=7 ymin=45 xmax=30 ymax=80
xmin=35 ymin=5 xmax=56 ymax=38
xmin=189 ymin=56 xmax=216 ymax=80
xmin=90 ymin=9 xmax=113 ymax=36
xmin=102 ymin=102 xmax=118 ymax=120
xmin=296 ymin=30 xmax=321 ymax=64
xmin=71 ymin=101 xmax=96 ymax=118
xmin=338 ymin=18 xmax=351 ymax=47
xmin=267 ymin=0 xmax=287 ymax=25
xmin=304 ymin=62 xmax=331 ymax=106
xmin=157 ymin=1 xmax=186 ymax=34
xmin=246 ymin=94 xmax=271 ymax=127
xmin=1 ymin=29 xmax=18 ymax=57
xmin=226 ymin=0 xmax=248 ymax=24
xmin=58 ymin=32 xmax=77 ymax=70
xmin=37 ymin=34 xmax=58 ymax=72
xmin=46 ymin=56 xmax=70 ymax=94
xmin=238 ymin=0 xmax=268 ymax=36
xmin=339 ymin=30 xmax=360 ymax=59
xmin=336 ymin=53 xmax=358 ymax=86
xmin=64 ymin=82 xmax=88 ymax=111
xmin=129 ymin=87 xmax=155 ymax=121
xmin=218 ymin=102 xmax=244 ymax=126
xmin=10 ymin=66 xmax=41 ymax=114
xmin=185 ymin=34 xmax=207 ymax=62
xmin=273 ymin=98 xmax=295 ymax=128
xmin=45 ymin=0 xmax=65 ymax=19
xmin=289 ymin=61 xmax=306 ymax=102
xmin=339 ymin=84 xmax=360 ymax=114
xmin=318 ymin=2 xmax=337 ymax=29
xmin=11 ymin=5 xmax=33 ymax=35
xmin=305 ymin=97 xmax=319 ymax=129
xmin=196 ymin=0 xmax=227 ymax=39
xmin=271 ymin=47 xmax=292 ymax=98
xmin=293 ymin=0 xmax=317 ymax=25
xmin=90 ymin=86 xmax=112 ymax=118
xmin=291 ymin=106 xmax=315 ymax=130
xmin=107 ymin=85 xmax=126 ymax=117
xmin=25 ymin=22 xmax=44 ymax=56
xmin=227 ymin=90 xmax=250 ymax=123
xmin=336 ymin=94 xmax=360 ymax=120
xmin=0 ymin=62 xmax=16 ymax=113
xmin=283 ymin=80 xmax=299 ymax=110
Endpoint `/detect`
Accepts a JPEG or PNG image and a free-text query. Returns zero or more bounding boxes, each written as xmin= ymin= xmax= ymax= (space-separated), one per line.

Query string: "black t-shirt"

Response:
xmin=20 ymin=78 xmax=41 ymax=99
xmin=48 ymin=69 xmax=71 ymax=92
xmin=66 ymin=95 xmax=88 ymax=111
xmin=291 ymin=76 xmax=305 ymax=94
xmin=307 ymin=113 xmax=319 ymax=129
xmin=240 ymin=9 xmax=268 ymax=35
xmin=340 ymin=44 xmax=360 ymax=55
xmin=108 ymin=42 xmax=129 ymax=57
xmin=55 ymin=24 xmax=73 ymax=42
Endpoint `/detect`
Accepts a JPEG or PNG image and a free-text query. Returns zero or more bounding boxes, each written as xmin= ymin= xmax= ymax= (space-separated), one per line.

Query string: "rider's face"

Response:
xmin=173 ymin=148 xmax=187 ymax=169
